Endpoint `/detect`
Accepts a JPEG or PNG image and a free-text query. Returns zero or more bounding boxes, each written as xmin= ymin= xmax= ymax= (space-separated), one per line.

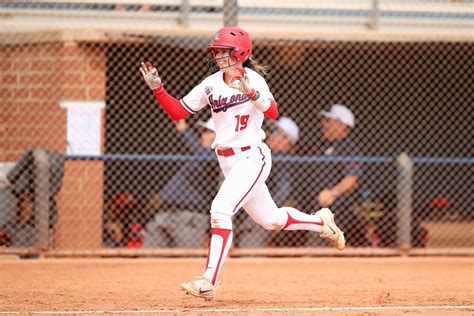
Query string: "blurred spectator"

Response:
xmin=267 ymin=117 xmax=300 ymax=206
xmin=317 ymin=104 xmax=359 ymax=207
xmin=236 ymin=117 xmax=300 ymax=247
xmin=266 ymin=117 xmax=299 ymax=156
xmin=300 ymin=104 xmax=365 ymax=246
xmin=103 ymin=191 xmax=145 ymax=248
xmin=144 ymin=118 xmax=218 ymax=248
xmin=160 ymin=119 xmax=216 ymax=209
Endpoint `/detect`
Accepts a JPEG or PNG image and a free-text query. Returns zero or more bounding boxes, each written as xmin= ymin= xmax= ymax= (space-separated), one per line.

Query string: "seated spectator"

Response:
xmin=144 ymin=118 xmax=218 ymax=248
xmin=159 ymin=119 xmax=216 ymax=210
xmin=313 ymin=104 xmax=364 ymax=246
xmin=103 ymin=191 xmax=145 ymax=248
xmin=294 ymin=104 xmax=365 ymax=246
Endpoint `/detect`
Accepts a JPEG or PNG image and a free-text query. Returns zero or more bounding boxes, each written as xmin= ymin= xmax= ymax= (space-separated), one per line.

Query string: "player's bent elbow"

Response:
xmin=263 ymin=101 xmax=279 ymax=120
xmin=164 ymin=107 xmax=191 ymax=121
xmin=169 ymin=112 xmax=190 ymax=121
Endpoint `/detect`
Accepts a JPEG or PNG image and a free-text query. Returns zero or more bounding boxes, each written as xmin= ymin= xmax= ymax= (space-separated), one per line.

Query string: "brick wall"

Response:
xmin=0 ymin=40 xmax=106 ymax=248
xmin=55 ymin=160 xmax=104 ymax=249
xmin=0 ymin=114 xmax=5 ymax=162
xmin=0 ymin=41 xmax=105 ymax=161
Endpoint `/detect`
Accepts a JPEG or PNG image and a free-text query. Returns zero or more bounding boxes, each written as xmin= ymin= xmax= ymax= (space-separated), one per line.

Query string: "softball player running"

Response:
xmin=140 ymin=26 xmax=345 ymax=301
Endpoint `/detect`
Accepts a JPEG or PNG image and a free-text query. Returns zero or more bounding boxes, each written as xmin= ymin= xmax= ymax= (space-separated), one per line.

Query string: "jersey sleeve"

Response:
xmin=253 ymin=74 xmax=275 ymax=101
xmin=180 ymin=81 xmax=209 ymax=114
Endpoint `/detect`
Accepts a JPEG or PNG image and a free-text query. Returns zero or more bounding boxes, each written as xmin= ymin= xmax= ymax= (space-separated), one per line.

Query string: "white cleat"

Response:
xmin=180 ymin=276 xmax=219 ymax=301
xmin=315 ymin=208 xmax=345 ymax=250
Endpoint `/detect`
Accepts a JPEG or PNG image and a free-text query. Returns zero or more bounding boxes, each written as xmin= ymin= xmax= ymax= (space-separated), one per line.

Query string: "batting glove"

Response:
xmin=228 ymin=73 xmax=253 ymax=94
xmin=140 ymin=61 xmax=162 ymax=91
xmin=227 ymin=69 xmax=269 ymax=111
xmin=228 ymin=72 xmax=262 ymax=101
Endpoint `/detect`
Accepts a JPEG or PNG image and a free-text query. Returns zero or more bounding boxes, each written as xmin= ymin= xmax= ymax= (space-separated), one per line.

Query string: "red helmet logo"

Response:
xmin=207 ymin=27 xmax=252 ymax=63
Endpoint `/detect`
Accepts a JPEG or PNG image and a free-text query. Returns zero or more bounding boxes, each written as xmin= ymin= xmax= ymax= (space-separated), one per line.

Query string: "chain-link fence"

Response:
xmin=0 ymin=1 xmax=473 ymax=256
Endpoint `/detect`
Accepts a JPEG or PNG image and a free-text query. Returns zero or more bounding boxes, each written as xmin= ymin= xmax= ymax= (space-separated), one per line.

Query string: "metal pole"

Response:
xmin=369 ymin=0 xmax=379 ymax=30
xmin=224 ymin=0 xmax=238 ymax=26
xmin=180 ymin=0 xmax=190 ymax=27
xmin=396 ymin=153 xmax=413 ymax=252
xmin=34 ymin=148 xmax=50 ymax=252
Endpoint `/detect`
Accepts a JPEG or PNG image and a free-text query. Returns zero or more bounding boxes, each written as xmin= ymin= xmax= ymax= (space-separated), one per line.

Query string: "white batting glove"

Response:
xmin=140 ymin=61 xmax=162 ymax=91
xmin=227 ymin=68 xmax=270 ymax=111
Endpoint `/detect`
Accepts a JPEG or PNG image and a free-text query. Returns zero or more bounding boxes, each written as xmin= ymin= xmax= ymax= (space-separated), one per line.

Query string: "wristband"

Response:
xmin=251 ymin=91 xmax=260 ymax=102
xmin=246 ymin=89 xmax=259 ymax=101
xmin=153 ymin=83 xmax=164 ymax=94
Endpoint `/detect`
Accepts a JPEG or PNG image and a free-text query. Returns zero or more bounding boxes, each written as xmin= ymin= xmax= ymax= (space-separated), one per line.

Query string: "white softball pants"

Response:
xmin=210 ymin=142 xmax=288 ymax=230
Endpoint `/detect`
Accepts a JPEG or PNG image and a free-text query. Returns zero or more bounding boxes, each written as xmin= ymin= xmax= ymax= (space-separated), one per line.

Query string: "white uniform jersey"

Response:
xmin=180 ymin=67 xmax=274 ymax=149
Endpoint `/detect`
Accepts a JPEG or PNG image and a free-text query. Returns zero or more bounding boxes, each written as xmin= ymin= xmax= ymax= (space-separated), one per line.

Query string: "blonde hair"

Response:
xmin=243 ymin=59 xmax=269 ymax=76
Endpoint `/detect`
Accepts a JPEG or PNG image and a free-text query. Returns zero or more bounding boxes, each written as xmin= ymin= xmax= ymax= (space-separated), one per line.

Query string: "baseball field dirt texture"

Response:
xmin=1 ymin=256 xmax=473 ymax=315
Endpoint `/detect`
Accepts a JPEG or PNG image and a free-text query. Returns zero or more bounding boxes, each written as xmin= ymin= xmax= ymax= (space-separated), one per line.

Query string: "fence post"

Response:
xmin=180 ymin=0 xmax=190 ymax=27
xmin=396 ymin=153 xmax=413 ymax=251
xmin=33 ymin=148 xmax=50 ymax=252
xmin=224 ymin=0 xmax=238 ymax=26
xmin=368 ymin=0 xmax=379 ymax=30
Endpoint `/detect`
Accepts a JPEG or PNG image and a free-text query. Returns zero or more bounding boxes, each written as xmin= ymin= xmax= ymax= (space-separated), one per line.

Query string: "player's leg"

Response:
xmin=181 ymin=144 xmax=271 ymax=299
xmin=241 ymin=184 xmax=321 ymax=231
xmin=205 ymin=145 xmax=271 ymax=281
xmin=179 ymin=209 xmax=231 ymax=301
xmin=243 ymin=184 xmax=345 ymax=250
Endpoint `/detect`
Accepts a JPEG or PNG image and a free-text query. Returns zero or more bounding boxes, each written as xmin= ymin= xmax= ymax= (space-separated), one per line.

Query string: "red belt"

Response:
xmin=216 ymin=146 xmax=251 ymax=157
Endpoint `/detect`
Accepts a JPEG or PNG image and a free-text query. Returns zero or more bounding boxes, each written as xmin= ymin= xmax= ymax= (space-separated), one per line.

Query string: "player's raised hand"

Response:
xmin=227 ymin=68 xmax=252 ymax=94
xmin=140 ymin=61 xmax=162 ymax=90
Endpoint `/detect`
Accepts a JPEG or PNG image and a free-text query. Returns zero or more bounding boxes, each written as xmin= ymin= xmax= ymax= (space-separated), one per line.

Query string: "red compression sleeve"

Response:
xmin=264 ymin=101 xmax=279 ymax=120
xmin=153 ymin=85 xmax=191 ymax=121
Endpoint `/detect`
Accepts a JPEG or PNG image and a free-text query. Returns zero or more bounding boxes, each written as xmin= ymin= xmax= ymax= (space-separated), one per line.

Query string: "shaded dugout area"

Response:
xmin=102 ymin=37 xmax=472 ymax=247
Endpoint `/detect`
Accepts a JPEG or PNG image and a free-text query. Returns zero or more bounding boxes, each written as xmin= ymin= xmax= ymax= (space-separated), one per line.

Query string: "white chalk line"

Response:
xmin=1 ymin=305 xmax=473 ymax=314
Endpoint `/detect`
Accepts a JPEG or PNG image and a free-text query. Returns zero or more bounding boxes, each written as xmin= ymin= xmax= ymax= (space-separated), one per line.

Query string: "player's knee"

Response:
xmin=210 ymin=212 xmax=232 ymax=230
xmin=257 ymin=209 xmax=287 ymax=231
xmin=211 ymin=197 xmax=235 ymax=216
xmin=260 ymin=219 xmax=285 ymax=231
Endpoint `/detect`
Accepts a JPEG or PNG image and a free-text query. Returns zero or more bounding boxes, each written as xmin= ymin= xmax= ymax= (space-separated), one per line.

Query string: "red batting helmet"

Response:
xmin=207 ymin=27 xmax=252 ymax=62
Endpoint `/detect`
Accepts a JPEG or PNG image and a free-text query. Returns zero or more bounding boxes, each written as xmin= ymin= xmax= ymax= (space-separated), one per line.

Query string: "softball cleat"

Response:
xmin=180 ymin=276 xmax=219 ymax=301
xmin=315 ymin=208 xmax=345 ymax=250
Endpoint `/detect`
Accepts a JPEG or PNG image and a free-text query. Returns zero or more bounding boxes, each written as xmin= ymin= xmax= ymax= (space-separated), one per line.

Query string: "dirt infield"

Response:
xmin=1 ymin=257 xmax=473 ymax=315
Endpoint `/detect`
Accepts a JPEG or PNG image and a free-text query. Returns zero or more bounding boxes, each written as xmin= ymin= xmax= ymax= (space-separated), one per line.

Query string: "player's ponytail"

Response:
xmin=243 ymin=59 xmax=269 ymax=77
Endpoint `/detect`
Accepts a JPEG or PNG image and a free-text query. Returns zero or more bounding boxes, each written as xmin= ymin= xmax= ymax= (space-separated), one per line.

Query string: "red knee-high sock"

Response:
xmin=203 ymin=228 xmax=233 ymax=285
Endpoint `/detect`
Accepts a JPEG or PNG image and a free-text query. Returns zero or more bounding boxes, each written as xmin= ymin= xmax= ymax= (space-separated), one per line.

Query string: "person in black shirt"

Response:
xmin=317 ymin=105 xmax=361 ymax=208
xmin=305 ymin=104 xmax=364 ymax=246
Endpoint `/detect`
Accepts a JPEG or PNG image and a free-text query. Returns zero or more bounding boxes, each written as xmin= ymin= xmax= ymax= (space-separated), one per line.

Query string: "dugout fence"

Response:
xmin=0 ymin=0 xmax=473 ymax=257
